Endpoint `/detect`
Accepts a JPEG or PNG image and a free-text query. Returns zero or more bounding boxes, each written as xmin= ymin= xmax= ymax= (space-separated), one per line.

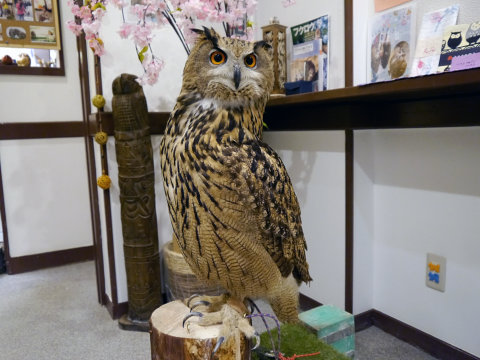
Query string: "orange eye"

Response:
xmin=210 ymin=50 xmax=226 ymax=65
xmin=244 ymin=54 xmax=257 ymax=68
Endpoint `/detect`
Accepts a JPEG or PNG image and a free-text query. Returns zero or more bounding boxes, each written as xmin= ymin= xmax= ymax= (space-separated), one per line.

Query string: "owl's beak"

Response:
xmin=233 ymin=64 xmax=241 ymax=89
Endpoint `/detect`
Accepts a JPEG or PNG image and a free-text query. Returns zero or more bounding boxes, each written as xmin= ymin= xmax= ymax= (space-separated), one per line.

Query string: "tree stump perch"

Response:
xmin=150 ymin=300 xmax=250 ymax=360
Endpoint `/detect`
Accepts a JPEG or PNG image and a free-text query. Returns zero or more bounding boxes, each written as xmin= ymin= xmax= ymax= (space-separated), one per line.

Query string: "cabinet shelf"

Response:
xmin=89 ymin=68 xmax=480 ymax=135
xmin=265 ymin=68 xmax=480 ymax=131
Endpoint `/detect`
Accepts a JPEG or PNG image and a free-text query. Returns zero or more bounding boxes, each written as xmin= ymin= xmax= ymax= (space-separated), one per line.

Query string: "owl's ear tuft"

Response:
xmin=254 ymin=40 xmax=273 ymax=56
xmin=191 ymin=27 xmax=220 ymax=48
xmin=254 ymin=40 xmax=271 ymax=51
xmin=191 ymin=28 xmax=204 ymax=35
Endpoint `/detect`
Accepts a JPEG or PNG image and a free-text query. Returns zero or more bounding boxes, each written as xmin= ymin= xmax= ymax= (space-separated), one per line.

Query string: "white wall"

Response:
xmin=353 ymin=131 xmax=375 ymax=314
xmin=93 ymin=1 xmax=347 ymax=304
xmin=354 ymin=128 xmax=480 ymax=357
xmin=353 ymin=0 xmax=480 ymax=85
xmin=255 ymin=0 xmax=345 ymax=90
xmin=0 ymin=139 xmax=92 ymax=257
xmin=264 ymin=131 xmax=346 ymax=309
xmin=0 ymin=3 xmax=93 ymax=258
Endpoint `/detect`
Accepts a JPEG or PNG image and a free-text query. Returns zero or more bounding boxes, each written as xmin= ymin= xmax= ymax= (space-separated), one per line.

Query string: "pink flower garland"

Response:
xmin=67 ymin=0 xmax=291 ymax=85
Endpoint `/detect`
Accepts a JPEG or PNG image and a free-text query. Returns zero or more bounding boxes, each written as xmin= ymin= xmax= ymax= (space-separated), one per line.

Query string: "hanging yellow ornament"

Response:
xmin=92 ymin=94 xmax=106 ymax=109
xmin=97 ymin=174 xmax=111 ymax=190
xmin=94 ymin=131 xmax=108 ymax=145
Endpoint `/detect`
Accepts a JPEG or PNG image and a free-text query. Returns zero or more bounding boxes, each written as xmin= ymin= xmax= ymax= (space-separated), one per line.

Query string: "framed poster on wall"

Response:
xmin=0 ymin=0 xmax=61 ymax=50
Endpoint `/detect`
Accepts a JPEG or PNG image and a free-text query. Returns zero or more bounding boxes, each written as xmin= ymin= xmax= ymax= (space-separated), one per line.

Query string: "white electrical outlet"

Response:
xmin=426 ymin=253 xmax=446 ymax=292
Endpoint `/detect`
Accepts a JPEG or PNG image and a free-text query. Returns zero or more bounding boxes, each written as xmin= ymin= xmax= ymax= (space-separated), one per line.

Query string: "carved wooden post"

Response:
xmin=262 ymin=18 xmax=287 ymax=95
xmin=112 ymin=73 xmax=162 ymax=331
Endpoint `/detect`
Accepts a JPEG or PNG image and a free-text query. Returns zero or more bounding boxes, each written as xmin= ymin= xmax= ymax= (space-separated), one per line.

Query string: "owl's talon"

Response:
xmin=190 ymin=300 xmax=211 ymax=311
xmin=186 ymin=294 xmax=201 ymax=308
xmin=211 ymin=336 xmax=225 ymax=360
xmin=246 ymin=298 xmax=256 ymax=314
xmin=251 ymin=331 xmax=261 ymax=351
xmin=182 ymin=311 xmax=203 ymax=328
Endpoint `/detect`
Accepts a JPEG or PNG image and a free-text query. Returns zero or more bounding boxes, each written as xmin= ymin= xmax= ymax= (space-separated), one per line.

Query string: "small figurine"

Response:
xmin=1 ymin=55 xmax=13 ymax=65
xmin=17 ymin=53 xmax=31 ymax=67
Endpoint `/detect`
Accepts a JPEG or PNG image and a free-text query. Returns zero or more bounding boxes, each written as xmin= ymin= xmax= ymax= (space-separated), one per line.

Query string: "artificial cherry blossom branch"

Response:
xmin=67 ymin=0 xmax=291 ymax=86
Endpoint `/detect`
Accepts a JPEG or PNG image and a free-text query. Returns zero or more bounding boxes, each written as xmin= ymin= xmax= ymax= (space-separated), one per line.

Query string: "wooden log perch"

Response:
xmin=150 ymin=300 xmax=250 ymax=360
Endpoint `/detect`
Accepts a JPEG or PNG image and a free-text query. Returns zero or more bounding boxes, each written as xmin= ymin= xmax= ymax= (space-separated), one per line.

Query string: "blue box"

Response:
xmin=285 ymin=80 xmax=314 ymax=95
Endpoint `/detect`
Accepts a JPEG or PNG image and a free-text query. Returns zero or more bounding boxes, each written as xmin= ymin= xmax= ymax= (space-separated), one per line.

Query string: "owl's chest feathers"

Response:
xmin=163 ymin=98 xmax=264 ymax=224
xmin=167 ymin=98 xmax=264 ymax=156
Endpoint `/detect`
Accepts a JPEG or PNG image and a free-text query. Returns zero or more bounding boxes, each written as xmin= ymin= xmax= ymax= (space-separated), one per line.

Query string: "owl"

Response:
xmin=466 ymin=21 xmax=480 ymax=45
xmin=160 ymin=27 xmax=312 ymax=347
xmin=447 ymin=31 xmax=463 ymax=50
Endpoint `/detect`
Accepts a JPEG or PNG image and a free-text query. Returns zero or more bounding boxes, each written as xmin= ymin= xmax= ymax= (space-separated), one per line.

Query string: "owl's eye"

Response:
xmin=244 ymin=54 xmax=257 ymax=68
xmin=210 ymin=50 xmax=227 ymax=65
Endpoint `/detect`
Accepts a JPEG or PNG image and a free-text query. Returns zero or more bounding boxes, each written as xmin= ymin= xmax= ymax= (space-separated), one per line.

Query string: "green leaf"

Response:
xmin=138 ymin=46 xmax=148 ymax=63
xmin=91 ymin=2 xmax=105 ymax=11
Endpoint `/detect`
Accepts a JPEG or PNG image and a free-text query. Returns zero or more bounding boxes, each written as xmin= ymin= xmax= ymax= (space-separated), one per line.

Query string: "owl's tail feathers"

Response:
xmin=269 ymin=274 xmax=301 ymax=323
xmin=292 ymin=262 xmax=313 ymax=285
xmin=270 ymin=291 xmax=299 ymax=324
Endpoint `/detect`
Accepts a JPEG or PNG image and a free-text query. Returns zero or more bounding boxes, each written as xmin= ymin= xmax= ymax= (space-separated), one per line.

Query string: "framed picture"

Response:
xmin=0 ymin=0 xmax=61 ymax=50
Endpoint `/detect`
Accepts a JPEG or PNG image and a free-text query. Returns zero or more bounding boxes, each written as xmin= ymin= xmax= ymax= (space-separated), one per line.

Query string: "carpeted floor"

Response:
xmin=355 ymin=327 xmax=437 ymax=360
xmin=0 ymin=261 xmax=437 ymax=360
xmin=0 ymin=261 xmax=149 ymax=360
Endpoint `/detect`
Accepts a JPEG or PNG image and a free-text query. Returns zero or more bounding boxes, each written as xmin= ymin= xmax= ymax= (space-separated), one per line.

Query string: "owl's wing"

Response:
xmin=207 ymin=139 xmax=312 ymax=284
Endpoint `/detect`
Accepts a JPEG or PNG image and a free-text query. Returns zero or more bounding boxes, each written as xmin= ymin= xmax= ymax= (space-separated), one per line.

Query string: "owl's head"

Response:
xmin=181 ymin=27 xmax=274 ymax=104
xmin=470 ymin=21 xmax=480 ymax=31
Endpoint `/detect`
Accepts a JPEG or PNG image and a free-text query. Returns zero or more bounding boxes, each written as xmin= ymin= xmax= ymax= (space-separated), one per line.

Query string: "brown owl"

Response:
xmin=160 ymin=27 xmax=312 ymax=351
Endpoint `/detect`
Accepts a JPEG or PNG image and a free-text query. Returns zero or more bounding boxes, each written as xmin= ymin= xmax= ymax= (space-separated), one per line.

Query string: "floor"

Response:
xmin=0 ymin=261 xmax=437 ymax=360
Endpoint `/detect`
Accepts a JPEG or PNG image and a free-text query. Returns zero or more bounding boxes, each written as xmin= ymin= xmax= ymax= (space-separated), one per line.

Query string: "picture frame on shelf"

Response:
xmin=0 ymin=0 xmax=64 ymax=76
xmin=1 ymin=0 xmax=61 ymax=50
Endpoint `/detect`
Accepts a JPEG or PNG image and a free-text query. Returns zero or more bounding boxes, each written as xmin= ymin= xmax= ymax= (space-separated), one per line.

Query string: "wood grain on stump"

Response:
xmin=150 ymin=300 xmax=250 ymax=360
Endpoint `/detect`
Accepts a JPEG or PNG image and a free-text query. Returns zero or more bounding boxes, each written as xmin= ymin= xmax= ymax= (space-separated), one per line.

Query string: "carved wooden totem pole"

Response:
xmin=112 ymin=73 xmax=162 ymax=331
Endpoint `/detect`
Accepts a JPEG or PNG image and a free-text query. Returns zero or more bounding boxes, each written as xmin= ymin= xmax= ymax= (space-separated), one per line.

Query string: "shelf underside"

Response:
xmin=88 ymin=68 xmax=480 ymax=135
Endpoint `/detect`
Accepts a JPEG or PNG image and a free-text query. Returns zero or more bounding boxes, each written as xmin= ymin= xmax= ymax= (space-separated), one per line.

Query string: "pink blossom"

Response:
xmin=130 ymin=4 xmax=147 ymax=21
xmin=79 ymin=5 xmax=93 ymax=21
xmin=92 ymin=8 xmax=106 ymax=21
xmin=118 ymin=23 xmax=134 ymax=38
xmin=144 ymin=0 xmax=166 ymax=12
xmin=66 ymin=20 xmax=83 ymax=36
xmin=245 ymin=26 xmax=254 ymax=41
xmin=89 ymin=38 xmax=105 ymax=56
xmin=245 ymin=0 xmax=258 ymax=15
xmin=137 ymin=54 xmax=165 ymax=86
xmin=132 ymin=24 xmax=154 ymax=48
xmin=282 ymin=0 xmax=296 ymax=7
xmin=68 ymin=1 xmax=81 ymax=17
xmin=109 ymin=0 xmax=128 ymax=8
xmin=82 ymin=21 xmax=101 ymax=40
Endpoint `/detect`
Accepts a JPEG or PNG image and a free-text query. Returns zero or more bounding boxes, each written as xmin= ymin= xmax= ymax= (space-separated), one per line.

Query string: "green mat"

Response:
xmin=252 ymin=323 xmax=350 ymax=360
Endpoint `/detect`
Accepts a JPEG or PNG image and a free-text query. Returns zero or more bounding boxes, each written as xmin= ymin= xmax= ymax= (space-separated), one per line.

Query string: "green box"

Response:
xmin=299 ymin=305 xmax=355 ymax=358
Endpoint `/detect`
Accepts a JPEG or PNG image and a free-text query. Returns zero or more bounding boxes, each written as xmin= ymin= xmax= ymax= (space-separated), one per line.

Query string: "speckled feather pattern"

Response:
xmin=160 ymin=29 xmax=312 ymax=322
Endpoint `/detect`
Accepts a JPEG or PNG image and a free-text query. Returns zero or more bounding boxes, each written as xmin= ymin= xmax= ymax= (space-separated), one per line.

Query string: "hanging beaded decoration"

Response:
xmin=92 ymin=94 xmax=111 ymax=190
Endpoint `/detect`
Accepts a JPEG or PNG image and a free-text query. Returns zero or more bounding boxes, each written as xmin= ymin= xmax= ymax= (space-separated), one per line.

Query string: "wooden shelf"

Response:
xmin=88 ymin=68 xmax=480 ymax=135
xmin=269 ymin=68 xmax=480 ymax=106
xmin=0 ymin=65 xmax=65 ymax=76
xmin=264 ymin=68 xmax=480 ymax=131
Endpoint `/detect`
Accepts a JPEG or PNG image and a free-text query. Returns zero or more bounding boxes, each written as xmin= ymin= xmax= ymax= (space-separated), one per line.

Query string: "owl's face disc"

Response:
xmin=181 ymin=28 xmax=274 ymax=104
